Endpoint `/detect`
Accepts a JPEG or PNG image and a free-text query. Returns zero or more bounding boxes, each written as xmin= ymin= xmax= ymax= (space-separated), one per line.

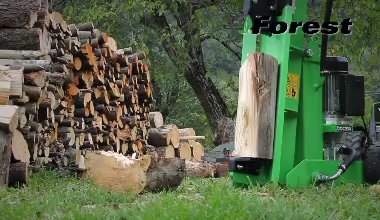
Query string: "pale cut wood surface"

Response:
xmin=233 ymin=53 xmax=278 ymax=159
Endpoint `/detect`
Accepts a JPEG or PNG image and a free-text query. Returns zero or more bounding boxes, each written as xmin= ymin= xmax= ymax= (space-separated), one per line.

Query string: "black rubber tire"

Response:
xmin=343 ymin=132 xmax=363 ymax=151
xmin=364 ymin=145 xmax=380 ymax=184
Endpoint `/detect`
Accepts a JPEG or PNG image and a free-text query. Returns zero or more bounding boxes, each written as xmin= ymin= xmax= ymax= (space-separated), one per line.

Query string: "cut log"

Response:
xmin=0 ymin=0 xmax=41 ymax=28
xmin=234 ymin=53 xmax=278 ymax=159
xmin=179 ymin=142 xmax=192 ymax=160
xmin=0 ymin=71 xmax=11 ymax=104
xmin=185 ymin=160 xmax=215 ymax=178
xmin=163 ymin=124 xmax=180 ymax=148
xmin=156 ymin=145 xmax=175 ymax=158
xmin=8 ymin=162 xmax=29 ymax=186
xmin=191 ymin=142 xmax=205 ymax=161
xmin=148 ymin=112 xmax=163 ymax=128
xmin=147 ymin=128 xmax=170 ymax=147
xmin=179 ymin=128 xmax=196 ymax=144
xmin=0 ymin=28 xmax=50 ymax=53
xmin=0 ymin=50 xmax=46 ymax=60
xmin=180 ymin=136 xmax=205 ymax=141
xmin=145 ymin=157 xmax=185 ymax=192
xmin=23 ymin=85 xmax=41 ymax=101
xmin=11 ymin=130 xmax=30 ymax=164
xmin=0 ymin=105 xmax=18 ymax=132
xmin=24 ymin=72 xmax=46 ymax=87
xmin=83 ymin=151 xmax=185 ymax=194
xmin=0 ymin=66 xmax=23 ymax=97
xmin=106 ymin=37 xmax=117 ymax=52
xmin=0 ymin=131 xmax=11 ymax=187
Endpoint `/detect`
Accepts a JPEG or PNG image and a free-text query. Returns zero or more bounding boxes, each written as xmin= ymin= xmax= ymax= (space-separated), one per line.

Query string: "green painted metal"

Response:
xmin=231 ymin=1 xmax=364 ymax=187
xmin=286 ymin=160 xmax=364 ymax=187
xmin=323 ymin=124 xmax=354 ymax=133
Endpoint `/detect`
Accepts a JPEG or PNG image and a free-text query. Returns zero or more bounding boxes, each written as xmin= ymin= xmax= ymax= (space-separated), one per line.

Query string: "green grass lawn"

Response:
xmin=0 ymin=170 xmax=379 ymax=220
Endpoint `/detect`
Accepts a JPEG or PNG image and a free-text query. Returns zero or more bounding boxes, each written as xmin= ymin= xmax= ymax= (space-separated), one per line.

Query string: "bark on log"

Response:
xmin=24 ymin=72 xmax=46 ymax=87
xmin=83 ymin=151 xmax=185 ymax=194
xmin=234 ymin=53 xmax=278 ymax=159
xmin=156 ymin=145 xmax=175 ymax=158
xmin=0 ymin=50 xmax=46 ymax=60
xmin=8 ymin=162 xmax=29 ymax=186
xmin=0 ymin=0 xmax=41 ymax=28
xmin=185 ymin=160 xmax=215 ymax=178
xmin=0 ymin=131 xmax=11 ymax=187
xmin=0 ymin=28 xmax=50 ymax=53
xmin=0 ymin=105 xmax=18 ymax=132
xmin=147 ymin=128 xmax=170 ymax=147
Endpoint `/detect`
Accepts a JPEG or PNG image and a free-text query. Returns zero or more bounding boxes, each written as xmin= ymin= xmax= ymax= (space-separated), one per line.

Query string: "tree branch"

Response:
xmin=192 ymin=0 xmax=217 ymax=10
xmin=212 ymin=37 xmax=241 ymax=60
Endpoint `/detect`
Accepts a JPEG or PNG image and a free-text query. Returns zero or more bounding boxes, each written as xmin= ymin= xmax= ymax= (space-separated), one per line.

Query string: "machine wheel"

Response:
xmin=344 ymin=132 xmax=363 ymax=151
xmin=364 ymin=145 xmax=380 ymax=184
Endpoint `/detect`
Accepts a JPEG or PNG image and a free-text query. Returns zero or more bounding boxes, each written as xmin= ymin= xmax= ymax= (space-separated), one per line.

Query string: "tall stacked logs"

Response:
xmin=0 ymin=3 xmax=154 ymax=170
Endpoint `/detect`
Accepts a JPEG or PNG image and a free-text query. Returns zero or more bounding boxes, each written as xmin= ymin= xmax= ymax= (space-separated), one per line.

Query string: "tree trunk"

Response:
xmin=184 ymin=41 xmax=235 ymax=146
xmin=149 ymin=14 xmax=235 ymax=146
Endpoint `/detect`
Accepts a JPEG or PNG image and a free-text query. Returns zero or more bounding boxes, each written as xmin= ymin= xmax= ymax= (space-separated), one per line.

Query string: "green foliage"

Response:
xmin=1 ymin=170 xmax=380 ymax=219
xmin=53 ymin=0 xmax=380 ymax=148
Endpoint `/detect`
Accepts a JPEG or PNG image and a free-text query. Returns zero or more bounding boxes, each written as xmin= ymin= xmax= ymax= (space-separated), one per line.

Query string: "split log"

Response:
xmin=0 ymin=105 xmax=18 ymax=132
xmin=191 ymin=142 xmax=205 ymax=161
xmin=0 ymin=66 xmax=23 ymax=97
xmin=185 ymin=160 xmax=215 ymax=178
xmin=0 ymin=71 xmax=11 ymax=104
xmin=148 ymin=112 xmax=163 ymax=128
xmin=11 ymin=130 xmax=30 ymax=164
xmin=179 ymin=142 xmax=192 ymax=160
xmin=234 ymin=53 xmax=278 ymax=159
xmin=162 ymin=125 xmax=180 ymax=148
xmin=83 ymin=151 xmax=185 ymax=194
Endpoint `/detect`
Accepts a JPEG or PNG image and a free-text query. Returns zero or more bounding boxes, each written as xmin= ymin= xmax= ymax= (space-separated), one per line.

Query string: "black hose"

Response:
xmin=320 ymin=0 xmax=334 ymax=71
xmin=315 ymin=145 xmax=360 ymax=183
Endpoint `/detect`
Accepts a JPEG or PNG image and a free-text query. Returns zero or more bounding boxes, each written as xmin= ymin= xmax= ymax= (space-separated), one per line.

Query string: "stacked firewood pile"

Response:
xmin=0 ymin=0 xmax=154 ymax=175
xmin=0 ymin=0 xmax=224 ymax=190
xmin=146 ymin=112 xmax=205 ymax=161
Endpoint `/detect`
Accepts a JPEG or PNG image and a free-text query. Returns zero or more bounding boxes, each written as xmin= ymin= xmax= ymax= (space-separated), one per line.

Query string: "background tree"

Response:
xmin=52 ymin=0 xmax=380 ymax=149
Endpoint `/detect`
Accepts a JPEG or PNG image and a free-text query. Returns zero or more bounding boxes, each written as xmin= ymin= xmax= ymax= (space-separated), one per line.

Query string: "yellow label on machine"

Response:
xmin=286 ymin=72 xmax=300 ymax=99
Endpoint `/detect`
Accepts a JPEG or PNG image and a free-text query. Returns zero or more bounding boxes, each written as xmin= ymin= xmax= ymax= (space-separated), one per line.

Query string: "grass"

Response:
xmin=0 ymin=170 xmax=380 ymax=220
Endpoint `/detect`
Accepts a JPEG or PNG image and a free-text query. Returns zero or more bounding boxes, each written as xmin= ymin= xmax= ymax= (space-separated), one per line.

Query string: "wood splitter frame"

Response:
xmin=229 ymin=0 xmax=380 ymax=187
